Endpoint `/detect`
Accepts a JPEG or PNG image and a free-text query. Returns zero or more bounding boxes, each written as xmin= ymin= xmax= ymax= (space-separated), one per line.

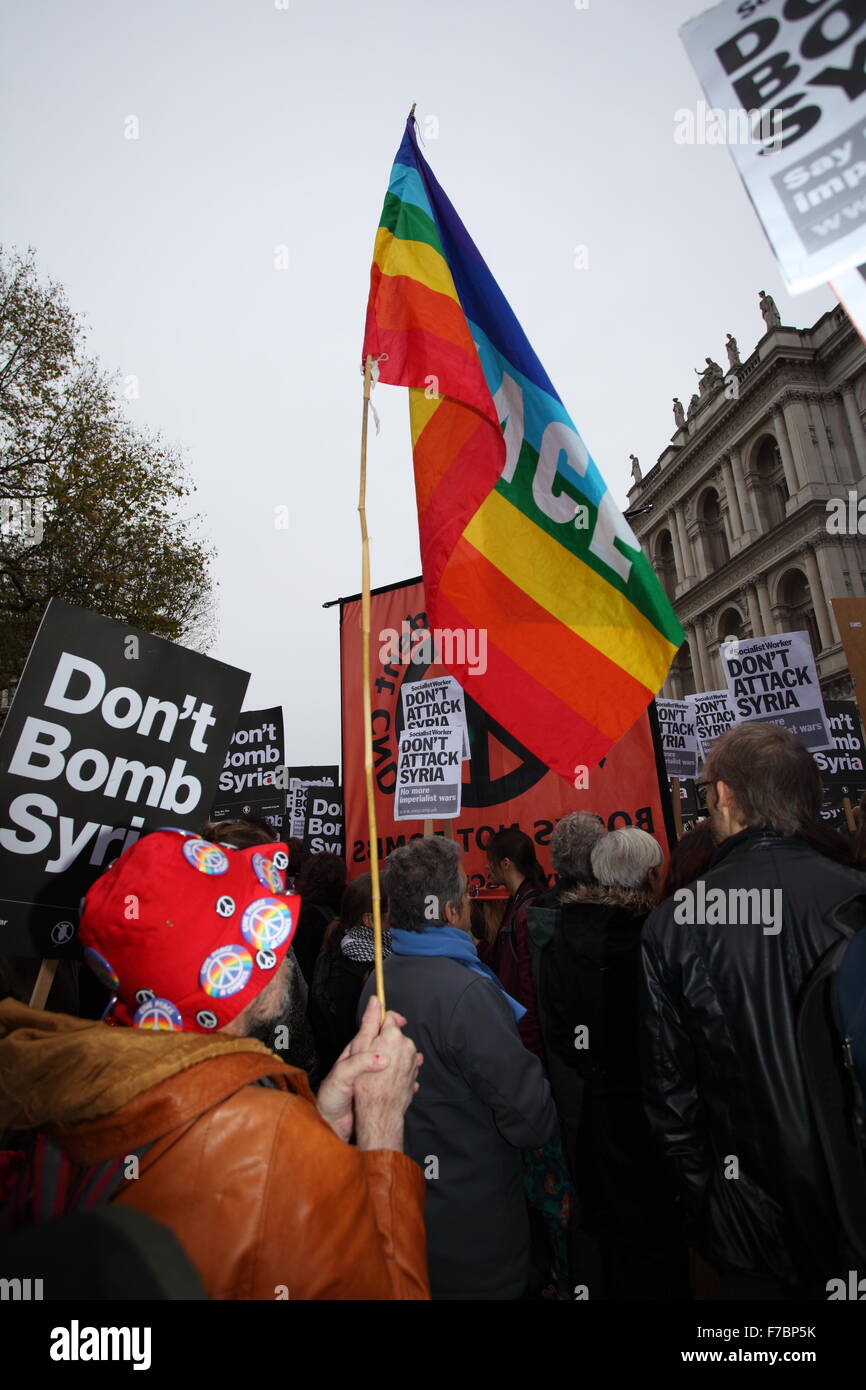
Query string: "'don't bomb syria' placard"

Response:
xmin=0 ymin=600 xmax=249 ymax=956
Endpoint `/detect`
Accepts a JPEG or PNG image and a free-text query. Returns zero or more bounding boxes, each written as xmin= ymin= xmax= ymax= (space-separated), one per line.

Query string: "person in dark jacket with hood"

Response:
xmin=641 ymin=721 xmax=866 ymax=1299
xmin=309 ymin=872 xmax=392 ymax=1077
xmin=292 ymin=852 xmax=346 ymax=985
xmin=526 ymin=812 xmax=607 ymax=1191
xmin=360 ymin=835 xmax=557 ymax=1300
xmin=542 ymin=826 xmax=688 ymax=1299
xmin=479 ymin=828 xmax=548 ymax=1060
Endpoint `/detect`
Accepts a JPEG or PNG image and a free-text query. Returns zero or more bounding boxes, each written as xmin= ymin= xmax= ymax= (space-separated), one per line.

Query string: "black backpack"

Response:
xmin=797 ymin=893 xmax=866 ymax=1262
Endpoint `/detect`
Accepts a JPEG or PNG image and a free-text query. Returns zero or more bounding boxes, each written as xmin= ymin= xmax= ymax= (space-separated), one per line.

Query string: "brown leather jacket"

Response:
xmin=0 ymin=999 xmax=429 ymax=1300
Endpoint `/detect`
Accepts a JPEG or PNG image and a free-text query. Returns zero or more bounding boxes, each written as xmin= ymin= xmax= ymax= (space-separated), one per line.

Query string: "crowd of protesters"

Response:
xmin=1 ymin=720 xmax=865 ymax=1300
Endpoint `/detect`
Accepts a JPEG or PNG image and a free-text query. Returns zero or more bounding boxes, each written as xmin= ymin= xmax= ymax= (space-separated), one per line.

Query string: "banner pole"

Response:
xmin=647 ymin=699 xmax=679 ymax=853
xmin=359 ymin=355 xmax=386 ymax=1015
xmin=843 ymin=795 xmax=857 ymax=835
xmin=28 ymin=957 xmax=58 ymax=1011
xmin=671 ymin=776 xmax=684 ymax=840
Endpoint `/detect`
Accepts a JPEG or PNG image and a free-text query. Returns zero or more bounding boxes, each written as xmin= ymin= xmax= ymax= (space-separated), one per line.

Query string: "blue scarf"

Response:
xmin=390 ymin=924 xmax=526 ymax=1024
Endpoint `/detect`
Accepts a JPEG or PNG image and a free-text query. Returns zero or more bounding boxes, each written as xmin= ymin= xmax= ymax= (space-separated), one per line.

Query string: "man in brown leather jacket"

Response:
xmin=0 ymin=830 xmax=429 ymax=1300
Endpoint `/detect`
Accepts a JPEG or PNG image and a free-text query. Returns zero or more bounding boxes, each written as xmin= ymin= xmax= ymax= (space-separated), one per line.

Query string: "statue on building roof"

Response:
xmin=672 ymin=397 xmax=686 ymax=429
xmin=629 ymin=453 xmax=642 ymax=484
xmin=687 ymin=392 xmax=700 ymax=417
xmin=725 ymin=333 xmax=741 ymax=368
xmin=695 ymin=356 xmax=724 ymax=395
xmin=759 ymin=289 xmax=781 ymax=330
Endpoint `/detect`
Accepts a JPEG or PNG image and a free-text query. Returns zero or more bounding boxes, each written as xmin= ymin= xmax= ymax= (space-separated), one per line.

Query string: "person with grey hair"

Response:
xmin=359 ymin=834 xmax=557 ymax=1300
xmin=524 ymin=811 xmax=607 ymax=1232
xmin=550 ymin=811 xmax=606 ymax=885
xmin=642 ymin=721 xmax=866 ymax=1299
xmin=535 ymin=826 xmax=687 ymax=1299
xmin=591 ymin=826 xmax=664 ymax=892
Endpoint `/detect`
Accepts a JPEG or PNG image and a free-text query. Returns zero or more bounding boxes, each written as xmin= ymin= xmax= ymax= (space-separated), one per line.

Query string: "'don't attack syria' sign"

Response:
xmin=721 ymin=630 xmax=832 ymax=751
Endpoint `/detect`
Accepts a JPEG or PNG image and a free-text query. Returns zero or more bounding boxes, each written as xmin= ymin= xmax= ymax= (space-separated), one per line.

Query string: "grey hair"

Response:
xmin=590 ymin=827 xmax=662 ymax=890
xmin=551 ymin=811 xmax=606 ymax=878
xmin=382 ymin=836 xmax=464 ymax=933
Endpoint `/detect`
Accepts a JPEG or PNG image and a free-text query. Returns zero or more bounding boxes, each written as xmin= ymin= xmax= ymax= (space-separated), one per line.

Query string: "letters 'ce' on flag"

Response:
xmin=362 ymin=116 xmax=683 ymax=781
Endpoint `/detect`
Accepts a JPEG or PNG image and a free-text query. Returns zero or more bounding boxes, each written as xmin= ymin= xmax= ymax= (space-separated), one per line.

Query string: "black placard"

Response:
xmin=816 ymin=699 xmax=866 ymax=828
xmin=0 ymin=599 xmax=249 ymax=956
xmin=286 ymin=766 xmax=341 ymax=856
xmin=210 ymin=706 xmax=286 ymax=836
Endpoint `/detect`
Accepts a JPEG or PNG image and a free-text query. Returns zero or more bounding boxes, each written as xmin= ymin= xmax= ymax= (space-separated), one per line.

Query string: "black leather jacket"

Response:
xmin=641 ymin=827 xmax=866 ymax=1291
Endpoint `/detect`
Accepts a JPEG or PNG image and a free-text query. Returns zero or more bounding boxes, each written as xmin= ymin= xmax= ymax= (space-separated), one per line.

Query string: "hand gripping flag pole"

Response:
xmin=358 ymin=352 xmax=386 ymax=1014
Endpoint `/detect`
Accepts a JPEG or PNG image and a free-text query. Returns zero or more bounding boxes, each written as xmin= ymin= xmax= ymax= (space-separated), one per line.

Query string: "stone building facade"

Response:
xmin=627 ymin=296 xmax=866 ymax=701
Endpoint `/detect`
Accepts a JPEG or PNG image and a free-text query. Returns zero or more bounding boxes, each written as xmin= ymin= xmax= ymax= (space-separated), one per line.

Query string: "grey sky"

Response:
xmin=2 ymin=0 xmax=834 ymax=768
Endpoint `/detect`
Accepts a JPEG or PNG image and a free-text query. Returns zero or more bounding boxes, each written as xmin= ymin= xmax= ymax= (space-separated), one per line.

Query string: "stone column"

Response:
xmin=685 ymin=516 xmax=708 ymax=581
xmin=718 ymin=487 xmax=736 ymax=557
xmin=772 ymin=407 xmax=801 ymax=499
xmin=674 ymin=506 xmax=695 ymax=579
xmin=844 ymin=542 xmax=866 ymax=595
xmin=745 ymin=583 xmax=763 ymax=638
xmin=808 ymin=399 xmax=834 ymax=483
xmin=841 ymin=381 xmax=866 ymax=479
xmin=801 ymin=547 xmax=833 ymax=651
xmin=690 ymin=617 xmax=711 ymax=691
xmin=730 ymin=444 xmax=755 ymax=534
xmin=667 ymin=513 xmax=685 ymax=589
xmin=756 ymin=577 xmax=775 ymax=633
xmin=705 ymin=639 xmax=721 ymax=689
xmin=811 ymin=544 xmax=842 ymax=647
xmin=783 ymin=398 xmax=821 ymax=489
xmin=722 ymin=454 xmax=743 ymax=538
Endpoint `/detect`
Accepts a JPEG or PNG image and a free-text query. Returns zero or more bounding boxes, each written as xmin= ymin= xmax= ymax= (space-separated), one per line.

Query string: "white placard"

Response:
xmin=721 ymin=630 xmax=833 ymax=750
xmin=400 ymin=675 xmax=469 ymax=759
xmin=681 ymin=2 xmax=866 ymax=293
xmin=688 ymin=689 xmax=739 ymax=760
xmin=656 ymin=698 xmax=701 ymax=780
xmin=394 ymin=727 xmax=464 ymax=821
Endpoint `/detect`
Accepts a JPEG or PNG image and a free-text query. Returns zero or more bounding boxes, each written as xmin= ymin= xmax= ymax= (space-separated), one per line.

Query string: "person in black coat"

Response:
xmin=526 ymin=812 xmax=606 ymax=1192
xmin=641 ymin=721 xmax=866 ymax=1299
xmin=541 ymin=825 xmax=688 ymax=1300
xmin=292 ymin=851 xmax=346 ymax=985
xmin=360 ymin=835 xmax=557 ymax=1300
xmin=309 ymin=872 xmax=391 ymax=1078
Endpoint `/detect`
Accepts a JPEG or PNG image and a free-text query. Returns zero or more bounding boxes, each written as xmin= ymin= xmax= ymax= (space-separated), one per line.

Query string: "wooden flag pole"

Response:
xmin=671 ymin=776 xmax=684 ymax=840
xmin=28 ymin=958 xmax=58 ymax=1011
xmin=359 ymin=354 xmax=386 ymax=1015
xmin=843 ymin=795 xmax=857 ymax=835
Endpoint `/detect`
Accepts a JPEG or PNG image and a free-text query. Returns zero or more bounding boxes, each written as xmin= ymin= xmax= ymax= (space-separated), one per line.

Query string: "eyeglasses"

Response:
xmin=695 ymin=779 xmax=716 ymax=809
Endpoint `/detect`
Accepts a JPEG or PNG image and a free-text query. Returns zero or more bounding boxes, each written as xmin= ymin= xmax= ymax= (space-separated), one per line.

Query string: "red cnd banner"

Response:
xmin=339 ymin=577 xmax=675 ymax=885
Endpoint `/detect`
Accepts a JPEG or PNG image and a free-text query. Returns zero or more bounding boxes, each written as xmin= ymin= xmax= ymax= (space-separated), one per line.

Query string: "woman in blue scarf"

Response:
xmin=359 ymin=834 xmax=557 ymax=1300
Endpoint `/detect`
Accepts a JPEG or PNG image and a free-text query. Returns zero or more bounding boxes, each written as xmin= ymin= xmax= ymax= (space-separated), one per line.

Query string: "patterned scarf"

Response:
xmin=340 ymin=922 xmax=392 ymax=964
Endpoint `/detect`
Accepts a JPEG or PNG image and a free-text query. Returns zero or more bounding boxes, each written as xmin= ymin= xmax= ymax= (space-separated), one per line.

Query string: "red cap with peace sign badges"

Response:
xmin=79 ymin=829 xmax=300 ymax=1033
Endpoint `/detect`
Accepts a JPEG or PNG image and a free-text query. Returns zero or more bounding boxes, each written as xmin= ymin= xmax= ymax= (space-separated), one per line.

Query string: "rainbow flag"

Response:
xmin=362 ymin=116 xmax=683 ymax=781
